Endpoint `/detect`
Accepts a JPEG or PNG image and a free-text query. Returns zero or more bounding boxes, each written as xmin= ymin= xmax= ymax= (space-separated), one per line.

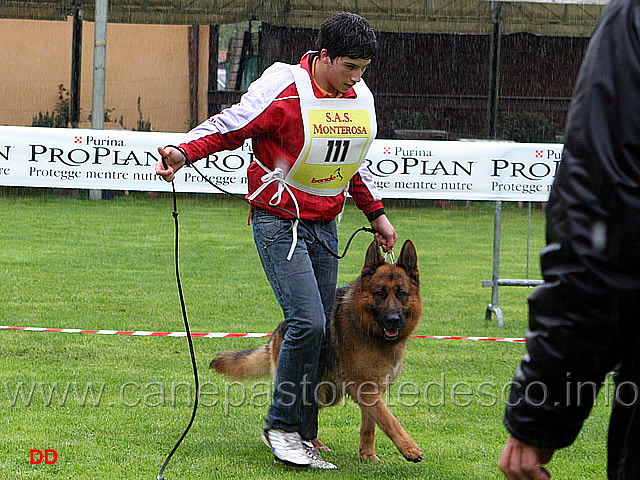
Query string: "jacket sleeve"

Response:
xmin=178 ymin=66 xmax=293 ymax=163
xmin=503 ymin=243 xmax=620 ymax=450
xmin=349 ymin=162 xmax=385 ymax=221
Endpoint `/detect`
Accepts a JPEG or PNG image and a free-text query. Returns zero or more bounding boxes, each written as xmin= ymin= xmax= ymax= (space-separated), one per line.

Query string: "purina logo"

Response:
xmin=382 ymin=145 xmax=433 ymax=157
xmin=71 ymin=135 xmax=126 ymax=147
xmin=536 ymin=148 xmax=562 ymax=161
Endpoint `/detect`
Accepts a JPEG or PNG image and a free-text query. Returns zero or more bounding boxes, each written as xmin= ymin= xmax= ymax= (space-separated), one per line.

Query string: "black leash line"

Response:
xmin=156 ymin=158 xmax=376 ymax=479
xmin=157 ymin=178 xmax=199 ymax=480
xmin=185 ymin=160 xmax=376 ymax=259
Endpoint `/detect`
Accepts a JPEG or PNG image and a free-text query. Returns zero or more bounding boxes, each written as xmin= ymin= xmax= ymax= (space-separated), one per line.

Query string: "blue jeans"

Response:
xmin=251 ymin=208 xmax=338 ymax=440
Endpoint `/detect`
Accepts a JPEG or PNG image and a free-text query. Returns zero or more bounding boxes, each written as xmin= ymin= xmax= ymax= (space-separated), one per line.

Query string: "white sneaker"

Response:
xmin=301 ymin=440 xmax=338 ymax=469
xmin=262 ymin=429 xmax=311 ymax=467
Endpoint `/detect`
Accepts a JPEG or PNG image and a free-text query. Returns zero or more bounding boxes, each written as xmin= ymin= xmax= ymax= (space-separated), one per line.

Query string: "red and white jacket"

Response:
xmin=177 ymin=51 xmax=385 ymax=222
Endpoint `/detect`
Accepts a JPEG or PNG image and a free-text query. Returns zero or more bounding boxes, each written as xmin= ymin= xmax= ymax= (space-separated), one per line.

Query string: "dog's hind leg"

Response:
xmin=358 ymin=409 xmax=380 ymax=461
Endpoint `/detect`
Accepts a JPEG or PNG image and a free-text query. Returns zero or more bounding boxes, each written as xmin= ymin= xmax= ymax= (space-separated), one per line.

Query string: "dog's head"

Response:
xmin=356 ymin=239 xmax=422 ymax=342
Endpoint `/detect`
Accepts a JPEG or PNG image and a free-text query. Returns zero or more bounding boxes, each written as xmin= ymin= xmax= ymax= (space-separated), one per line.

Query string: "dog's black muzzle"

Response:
xmin=378 ymin=310 xmax=407 ymax=341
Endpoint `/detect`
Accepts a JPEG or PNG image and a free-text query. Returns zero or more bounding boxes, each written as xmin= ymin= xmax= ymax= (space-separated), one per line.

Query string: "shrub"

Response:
xmin=498 ymin=111 xmax=558 ymax=143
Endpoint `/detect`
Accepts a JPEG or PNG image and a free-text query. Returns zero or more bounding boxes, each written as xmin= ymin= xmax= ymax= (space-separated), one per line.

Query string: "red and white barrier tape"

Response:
xmin=412 ymin=334 xmax=525 ymax=343
xmin=0 ymin=325 xmax=525 ymax=343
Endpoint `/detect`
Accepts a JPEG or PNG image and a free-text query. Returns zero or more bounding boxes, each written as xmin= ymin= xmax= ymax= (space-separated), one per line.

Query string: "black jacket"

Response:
xmin=504 ymin=1 xmax=640 ymax=478
xmin=547 ymin=0 xmax=640 ymax=290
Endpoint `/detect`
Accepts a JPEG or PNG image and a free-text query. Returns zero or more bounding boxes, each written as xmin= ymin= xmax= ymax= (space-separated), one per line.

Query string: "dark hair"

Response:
xmin=316 ymin=12 xmax=377 ymax=60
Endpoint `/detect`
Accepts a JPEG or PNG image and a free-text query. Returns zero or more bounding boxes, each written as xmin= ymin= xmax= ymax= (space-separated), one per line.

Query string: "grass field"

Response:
xmin=0 ymin=190 xmax=610 ymax=479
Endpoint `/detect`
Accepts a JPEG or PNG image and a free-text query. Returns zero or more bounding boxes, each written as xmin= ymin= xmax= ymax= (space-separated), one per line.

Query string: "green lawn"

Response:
xmin=0 ymin=190 xmax=609 ymax=479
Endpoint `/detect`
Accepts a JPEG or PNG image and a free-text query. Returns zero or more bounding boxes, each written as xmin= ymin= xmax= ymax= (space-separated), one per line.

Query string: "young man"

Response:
xmin=499 ymin=0 xmax=640 ymax=478
xmin=157 ymin=12 xmax=396 ymax=469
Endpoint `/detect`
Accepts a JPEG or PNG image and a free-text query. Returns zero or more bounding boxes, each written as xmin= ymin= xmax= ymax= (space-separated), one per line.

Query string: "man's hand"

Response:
xmin=156 ymin=146 xmax=186 ymax=182
xmin=370 ymin=214 xmax=397 ymax=253
xmin=499 ymin=434 xmax=554 ymax=480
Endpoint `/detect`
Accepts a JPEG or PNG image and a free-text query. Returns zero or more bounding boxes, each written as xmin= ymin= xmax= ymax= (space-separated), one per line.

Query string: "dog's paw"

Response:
xmin=402 ymin=443 xmax=423 ymax=463
xmin=360 ymin=453 xmax=381 ymax=462
xmin=311 ymin=438 xmax=331 ymax=452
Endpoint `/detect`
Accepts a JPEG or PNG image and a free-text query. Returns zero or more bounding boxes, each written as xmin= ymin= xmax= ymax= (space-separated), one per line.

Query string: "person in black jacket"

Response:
xmin=499 ymin=0 xmax=640 ymax=479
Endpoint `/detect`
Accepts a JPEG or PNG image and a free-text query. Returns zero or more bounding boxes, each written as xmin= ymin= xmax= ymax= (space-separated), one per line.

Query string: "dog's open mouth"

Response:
xmin=383 ymin=328 xmax=400 ymax=340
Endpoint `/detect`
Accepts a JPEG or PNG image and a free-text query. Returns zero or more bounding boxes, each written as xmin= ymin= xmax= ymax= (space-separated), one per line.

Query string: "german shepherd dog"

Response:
xmin=211 ymin=239 xmax=423 ymax=463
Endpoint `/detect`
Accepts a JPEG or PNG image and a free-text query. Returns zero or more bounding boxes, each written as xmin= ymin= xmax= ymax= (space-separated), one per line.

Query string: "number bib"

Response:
xmin=284 ymin=64 xmax=377 ymax=196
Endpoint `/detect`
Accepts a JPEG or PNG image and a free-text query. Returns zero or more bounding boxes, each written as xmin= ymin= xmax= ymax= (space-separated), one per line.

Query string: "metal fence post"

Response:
xmin=485 ymin=200 xmax=505 ymax=326
xmin=89 ymin=0 xmax=108 ymax=201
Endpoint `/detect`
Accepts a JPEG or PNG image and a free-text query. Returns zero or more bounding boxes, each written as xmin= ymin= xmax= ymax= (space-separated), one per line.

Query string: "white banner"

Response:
xmin=0 ymin=126 xmax=562 ymax=202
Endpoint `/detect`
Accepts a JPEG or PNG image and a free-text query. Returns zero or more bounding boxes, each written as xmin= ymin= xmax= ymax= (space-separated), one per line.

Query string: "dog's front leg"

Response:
xmin=359 ymin=409 xmax=380 ymax=461
xmin=352 ymin=383 xmax=423 ymax=463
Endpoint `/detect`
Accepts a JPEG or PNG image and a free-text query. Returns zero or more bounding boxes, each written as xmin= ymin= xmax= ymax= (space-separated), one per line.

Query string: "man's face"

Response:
xmin=321 ymin=51 xmax=371 ymax=95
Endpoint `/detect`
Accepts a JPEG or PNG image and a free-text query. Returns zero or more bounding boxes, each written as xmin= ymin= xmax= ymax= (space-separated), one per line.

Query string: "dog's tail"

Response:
xmin=210 ymin=345 xmax=271 ymax=379
xmin=210 ymin=322 xmax=285 ymax=379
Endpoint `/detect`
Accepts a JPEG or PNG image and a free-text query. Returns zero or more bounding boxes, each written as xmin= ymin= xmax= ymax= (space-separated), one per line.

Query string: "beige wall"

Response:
xmin=0 ymin=17 xmax=211 ymax=133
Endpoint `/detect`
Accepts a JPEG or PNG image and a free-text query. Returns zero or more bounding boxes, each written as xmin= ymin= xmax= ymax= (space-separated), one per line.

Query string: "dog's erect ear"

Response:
xmin=397 ymin=240 xmax=419 ymax=285
xmin=362 ymin=240 xmax=385 ymax=276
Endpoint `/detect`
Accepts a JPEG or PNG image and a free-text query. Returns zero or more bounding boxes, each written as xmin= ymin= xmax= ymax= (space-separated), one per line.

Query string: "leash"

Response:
xmin=156 ymin=157 xmax=376 ymax=479
xmin=185 ymin=159 xmax=377 ymax=259
xmin=156 ymin=180 xmax=199 ymax=480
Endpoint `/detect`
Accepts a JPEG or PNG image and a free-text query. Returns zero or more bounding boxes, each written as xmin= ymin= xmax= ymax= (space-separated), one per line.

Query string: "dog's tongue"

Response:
xmin=385 ymin=328 xmax=399 ymax=339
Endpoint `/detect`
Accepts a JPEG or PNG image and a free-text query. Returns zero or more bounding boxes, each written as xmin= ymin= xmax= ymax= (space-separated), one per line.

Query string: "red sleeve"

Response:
xmin=177 ymin=107 xmax=275 ymax=163
xmin=176 ymin=65 xmax=297 ymax=163
xmin=349 ymin=170 xmax=385 ymax=220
